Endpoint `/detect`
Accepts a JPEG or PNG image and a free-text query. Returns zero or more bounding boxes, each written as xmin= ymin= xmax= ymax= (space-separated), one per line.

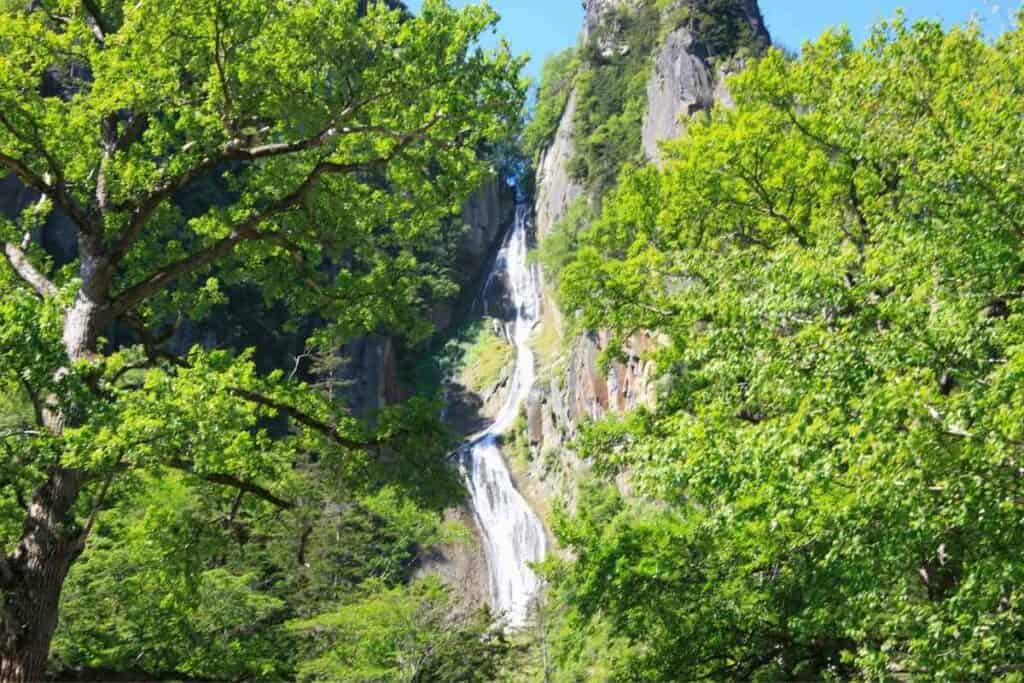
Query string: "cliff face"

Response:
xmin=340 ymin=177 xmax=516 ymax=418
xmin=534 ymin=92 xmax=584 ymax=240
xmin=642 ymin=2 xmax=769 ymax=163
xmin=527 ymin=0 xmax=770 ymax=501
xmin=641 ymin=26 xmax=717 ymax=163
xmin=0 ymin=170 xmax=514 ymax=421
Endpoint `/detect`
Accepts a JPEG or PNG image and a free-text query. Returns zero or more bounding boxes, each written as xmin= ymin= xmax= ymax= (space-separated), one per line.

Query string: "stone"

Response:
xmin=641 ymin=27 xmax=715 ymax=164
xmin=534 ymin=90 xmax=585 ymax=239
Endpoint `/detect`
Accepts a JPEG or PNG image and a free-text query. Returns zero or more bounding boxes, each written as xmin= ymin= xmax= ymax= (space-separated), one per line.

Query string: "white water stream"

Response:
xmin=462 ymin=205 xmax=547 ymax=627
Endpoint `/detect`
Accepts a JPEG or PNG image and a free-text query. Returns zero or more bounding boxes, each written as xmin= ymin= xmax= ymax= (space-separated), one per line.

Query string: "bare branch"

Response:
xmin=17 ymin=376 xmax=45 ymax=428
xmin=288 ymin=352 xmax=311 ymax=381
xmin=106 ymin=128 xmax=335 ymax=264
xmin=229 ymin=388 xmax=382 ymax=451
xmin=80 ymin=0 xmax=112 ymax=41
xmin=73 ymin=467 xmax=118 ymax=551
xmin=0 ymin=149 xmax=93 ymax=232
xmin=3 ymin=241 xmax=58 ymax=298
xmin=108 ymin=110 xmax=447 ymax=263
xmin=113 ymin=113 xmax=149 ymax=154
xmin=166 ymin=459 xmax=294 ymax=509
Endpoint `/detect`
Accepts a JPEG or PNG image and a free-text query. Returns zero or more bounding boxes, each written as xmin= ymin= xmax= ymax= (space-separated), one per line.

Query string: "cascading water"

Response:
xmin=463 ymin=205 xmax=547 ymax=628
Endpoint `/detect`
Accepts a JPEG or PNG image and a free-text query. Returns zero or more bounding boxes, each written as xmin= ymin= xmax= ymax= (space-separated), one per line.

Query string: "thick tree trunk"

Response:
xmin=1 ymin=248 xmax=109 ymax=681
xmin=1 ymin=468 xmax=87 ymax=683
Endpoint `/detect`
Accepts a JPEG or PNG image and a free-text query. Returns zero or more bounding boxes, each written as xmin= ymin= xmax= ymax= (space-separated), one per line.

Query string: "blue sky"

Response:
xmin=406 ymin=1 xmax=1019 ymax=81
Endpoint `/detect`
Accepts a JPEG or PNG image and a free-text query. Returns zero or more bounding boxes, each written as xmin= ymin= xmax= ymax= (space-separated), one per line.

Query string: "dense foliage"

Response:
xmin=549 ymin=15 xmax=1024 ymax=681
xmin=9 ymin=0 xmax=1024 ymax=679
xmin=657 ymin=0 xmax=770 ymax=57
xmin=0 ymin=0 xmax=522 ymax=678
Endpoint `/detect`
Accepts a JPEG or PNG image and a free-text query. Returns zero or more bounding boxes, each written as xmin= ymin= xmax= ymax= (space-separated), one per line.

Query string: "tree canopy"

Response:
xmin=0 ymin=0 xmax=523 ymax=679
xmin=549 ymin=15 xmax=1024 ymax=681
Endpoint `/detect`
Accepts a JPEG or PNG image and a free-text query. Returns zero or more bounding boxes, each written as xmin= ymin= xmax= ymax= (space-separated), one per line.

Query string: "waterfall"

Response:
xmin=462 ymin=205 xmax=547 ymax=628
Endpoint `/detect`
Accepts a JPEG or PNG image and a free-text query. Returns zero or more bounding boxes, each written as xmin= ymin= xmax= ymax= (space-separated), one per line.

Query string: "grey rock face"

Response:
xmin=416 ymin=506 xmax=490 ymax=611
xmin=534 ymin=91 xmax=584 ymax=239
xmin=336 ymin=334 xmax=407 ymax=419
xmin=0 ymin=174 xmax=79 ymax=265
xmin=525 ymin=0 xmax=773 ymax=504
xmin=641 ymin=27 xmax=715 ymax=164
xmin=343 ymin=178 xmax=516 ymax=418
xmin=521 ymin=330 xmax=659 ymax=508
xmin=642 ymin=1 xmax=771 ymax=164
xmin=457 ymin=178 xmax=515 ymax=288
xmin=429 ymin=178 xmax=516 ymax=332
xmin=582 ymin=0 xmax=634 ymax=40
xmin=528 ymin=331 xmax=657 ymax=448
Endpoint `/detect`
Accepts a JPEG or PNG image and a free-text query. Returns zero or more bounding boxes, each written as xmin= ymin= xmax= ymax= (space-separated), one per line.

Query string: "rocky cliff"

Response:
xmin=525 ymin=0 xmax=770 ymax=504
xmin=342 ymin=177 xmax=516 ymax=418
xmin=642 ymin=1 xmax=768 ymax=163
xmin=534 ymin=92 xmax=584 ymax=240
xmin=0 ymin=169 xmax=515 ymax=421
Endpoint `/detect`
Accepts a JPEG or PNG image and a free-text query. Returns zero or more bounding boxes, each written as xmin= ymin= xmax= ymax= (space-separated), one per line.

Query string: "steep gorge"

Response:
xmin=423 ymin=0 xmax=775 ymax=625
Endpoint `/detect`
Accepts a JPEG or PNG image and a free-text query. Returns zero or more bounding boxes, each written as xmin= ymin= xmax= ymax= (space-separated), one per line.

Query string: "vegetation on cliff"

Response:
xmin=522 ymin=47 xmax=578 ymax=164
xmin=568 ymin=3 xmax=662 ymax=197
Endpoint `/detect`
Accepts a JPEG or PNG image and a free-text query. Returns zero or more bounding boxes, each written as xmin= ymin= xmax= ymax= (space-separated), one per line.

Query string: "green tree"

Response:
xmin=289 ymin=576 xmax=508 ymax=683
xmin=0 ymin=0 xmax=523 ymax=679
xmin=50 ymin=478 xmax=468 ymax=680
xmin=555 ymin=15 xmax=1024 ymax=681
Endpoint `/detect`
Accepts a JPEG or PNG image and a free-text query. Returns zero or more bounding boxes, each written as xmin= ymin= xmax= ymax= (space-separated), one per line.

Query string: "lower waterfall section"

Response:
xmin=462 ymin=205 xmax=547 ymax=628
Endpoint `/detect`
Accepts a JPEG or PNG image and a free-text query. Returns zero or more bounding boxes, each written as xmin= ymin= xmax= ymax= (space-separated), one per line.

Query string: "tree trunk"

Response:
xmin=1 ymin=253 xmax=109 ymax=681
xmin=1 ymin=468 xmax=87 ymax=683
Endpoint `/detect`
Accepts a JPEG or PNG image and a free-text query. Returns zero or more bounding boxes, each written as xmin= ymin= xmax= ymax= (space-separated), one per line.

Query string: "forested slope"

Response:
xmin=0 ymin=0 xmax=522 ymax=680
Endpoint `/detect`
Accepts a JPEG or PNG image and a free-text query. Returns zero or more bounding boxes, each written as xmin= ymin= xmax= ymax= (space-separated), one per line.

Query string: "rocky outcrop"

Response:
xmin=534 ymin=91 xmax=584 ymax=239
xmin=582 ymin=0 xmax=636 ymax=40
xmin=526 ymin=0 xmax=772 ymax=505
xmin=336 ymin=334 xmax=408 ymax=419
xmin=641 ymin=26 xmax=715 ymax=164
xmin=342 ymin=177 xmax=515 ymax=418
xmin=458 ymin=179 xmax=514 ymax=279
xmin=522 ymin=330 xmax=658 ymax=506
xmin=447 ymin=178 xmax=517 ymax=323
xmin=642 ymin=2 xmax=770 ymax=164
xmin=416 ymin=506 xmax=490 ymax=612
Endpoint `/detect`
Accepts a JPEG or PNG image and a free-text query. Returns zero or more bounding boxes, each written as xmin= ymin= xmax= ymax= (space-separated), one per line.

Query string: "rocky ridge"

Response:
xmin=524 ymin=0 xmax=771 ymax=505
